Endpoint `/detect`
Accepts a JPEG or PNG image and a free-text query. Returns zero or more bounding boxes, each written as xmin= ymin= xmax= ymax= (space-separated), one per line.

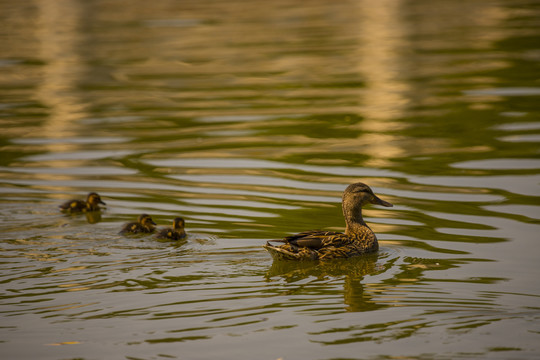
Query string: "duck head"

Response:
xmin=343 ymin=182 xmax=393 ymax=214
xmin=87 ymin=192 xmax=106 ymax=206
xmin=173 ymin=217 xmax=185 ymax=230
xmin=138 ymin=213 xmax=157 ymax=230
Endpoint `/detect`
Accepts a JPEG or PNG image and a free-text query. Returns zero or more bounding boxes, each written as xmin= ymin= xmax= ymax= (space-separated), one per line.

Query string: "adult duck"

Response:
xmin=263 ymin=182 xmax=392 ymax=261
xmin=155 ymin=217 xmax=186 ymax=241
xmin=120 ymin=214 xmax=157 ymax=235
xmin=59 ymin=192 xmax=106 ymax=213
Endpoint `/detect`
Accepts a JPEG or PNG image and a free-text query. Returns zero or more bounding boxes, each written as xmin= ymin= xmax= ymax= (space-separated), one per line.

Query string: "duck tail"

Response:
xmin=263 ymin=243 xmax=298 ymax=260
xmin=263 ymin=242 xmax=318 ymax=261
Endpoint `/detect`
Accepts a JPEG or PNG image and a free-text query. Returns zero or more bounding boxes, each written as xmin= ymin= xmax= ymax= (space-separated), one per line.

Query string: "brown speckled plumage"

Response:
xmin=263 ymin=182 xmax=392 ymax=261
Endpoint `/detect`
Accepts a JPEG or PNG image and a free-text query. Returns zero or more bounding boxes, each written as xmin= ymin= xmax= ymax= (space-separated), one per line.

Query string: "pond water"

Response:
xmin=1 ymin=0 xmax=540 ymax=359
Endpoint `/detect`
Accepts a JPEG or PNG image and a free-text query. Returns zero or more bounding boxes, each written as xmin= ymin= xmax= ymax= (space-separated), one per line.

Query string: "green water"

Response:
xmin=1 ymin=0 xmax=540 ymax=359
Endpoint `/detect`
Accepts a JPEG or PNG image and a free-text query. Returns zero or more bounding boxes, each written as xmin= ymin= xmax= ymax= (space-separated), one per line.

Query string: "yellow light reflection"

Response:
xmin=35 ymin=0 xmax=88 ymax=150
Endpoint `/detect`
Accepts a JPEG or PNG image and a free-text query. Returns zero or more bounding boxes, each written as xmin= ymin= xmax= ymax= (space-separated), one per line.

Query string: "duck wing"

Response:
xmin=283 ymin=230 xmax=343 ymax=249
xmin=59 ymin=199 xmax=85 ymax=212
xmin=119 ymin=222 xmax=142 ymax=234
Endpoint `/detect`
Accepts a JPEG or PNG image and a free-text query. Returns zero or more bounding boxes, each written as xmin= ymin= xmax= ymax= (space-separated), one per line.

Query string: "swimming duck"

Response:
xmin=119 ymin=214 xmax=157 ymax=235
xmin=263 ymin=182 xmax=393 ymax=261
xmin=155 ymin=217 xmax=186 ymax=241
xmin=59 ymin=192 xmax=106 ymax=213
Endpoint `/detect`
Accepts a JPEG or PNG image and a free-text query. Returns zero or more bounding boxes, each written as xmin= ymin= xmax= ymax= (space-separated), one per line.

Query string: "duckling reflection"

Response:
xmin=59 ymin=192 xmax=106 ymax=213
xmin=84 ymin=211 xmax=102 ymax=224
xmin=264 ymin=182 xmax=392 ymax=260
xmin=266 ymin=253 xmax=387 ymax=312
xmin=155 ymin=217 xmax=186 ymax=241
xmin=119 ymin=214 xmax=156 ymax=235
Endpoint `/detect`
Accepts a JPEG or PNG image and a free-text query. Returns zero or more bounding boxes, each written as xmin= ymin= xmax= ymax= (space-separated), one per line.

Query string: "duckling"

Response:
xmin=263 ymin=182 xmax=393 ymax=261
xmin=119 ymin=214 xmax=157 ymax=235
xmin=155 ymin=217 xmax=186 ymax=241
xmin=59 ymin=192 xmax=106 ymax=213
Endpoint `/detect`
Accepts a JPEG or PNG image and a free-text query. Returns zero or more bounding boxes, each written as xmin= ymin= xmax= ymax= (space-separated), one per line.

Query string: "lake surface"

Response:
xmin=1 ymin=0 xmax=540 ymax=359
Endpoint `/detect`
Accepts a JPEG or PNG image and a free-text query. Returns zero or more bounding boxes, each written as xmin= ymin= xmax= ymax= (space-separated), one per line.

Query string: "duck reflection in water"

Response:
xmin=266 ymin=253 xmax=387 ymax=312
xmin=264 ymin=182 xmax=392 ymax=261
xmin=120 ymin=214 xmax=157 ymax=235
xmin=84 ymin=211 xmax=102 ymax=224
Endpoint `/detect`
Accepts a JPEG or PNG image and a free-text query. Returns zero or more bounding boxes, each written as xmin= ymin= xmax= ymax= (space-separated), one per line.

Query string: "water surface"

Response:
xmin=1 ymin=0 xmax=540 ymax=359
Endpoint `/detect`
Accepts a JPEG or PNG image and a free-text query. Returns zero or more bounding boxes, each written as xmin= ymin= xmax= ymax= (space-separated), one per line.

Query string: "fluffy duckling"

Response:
xmin=263 ymin=182 xmax=393 ymax=261
xmin=119 ymin=214 xmax=157 ymax=235
xmin=59 ymin=192 xmax=106 ymax=213
xmin=155 ymin=217 xmax=186 ymax=241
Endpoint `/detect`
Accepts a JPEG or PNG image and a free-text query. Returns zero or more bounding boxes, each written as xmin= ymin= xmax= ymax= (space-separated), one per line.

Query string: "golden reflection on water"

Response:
xmin=13 ymin=0 xmax=514 ymax=174
xmin=36 ymin=0 xmax=88 ymax=136
xmin=33 ymin=0 xmax=92 ymax=193
xmin=355 ymin=0 xmax=410 ymax=123
xmin=45 ymin=341 xmax=81 ymax=346
xmin=51 ymin=265 xmax=87 ymax=273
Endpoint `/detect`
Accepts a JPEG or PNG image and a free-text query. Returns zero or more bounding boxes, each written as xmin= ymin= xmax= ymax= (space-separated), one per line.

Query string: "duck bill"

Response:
xmin=99 ymin=200 xmax=106 ymax=205
xmin=371 ymin=195 xmax=393 ymax=207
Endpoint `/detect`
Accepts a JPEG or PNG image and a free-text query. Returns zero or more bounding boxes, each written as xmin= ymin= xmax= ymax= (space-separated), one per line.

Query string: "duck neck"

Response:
xmin=343 ymin=203 xmax=369 ymax=235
